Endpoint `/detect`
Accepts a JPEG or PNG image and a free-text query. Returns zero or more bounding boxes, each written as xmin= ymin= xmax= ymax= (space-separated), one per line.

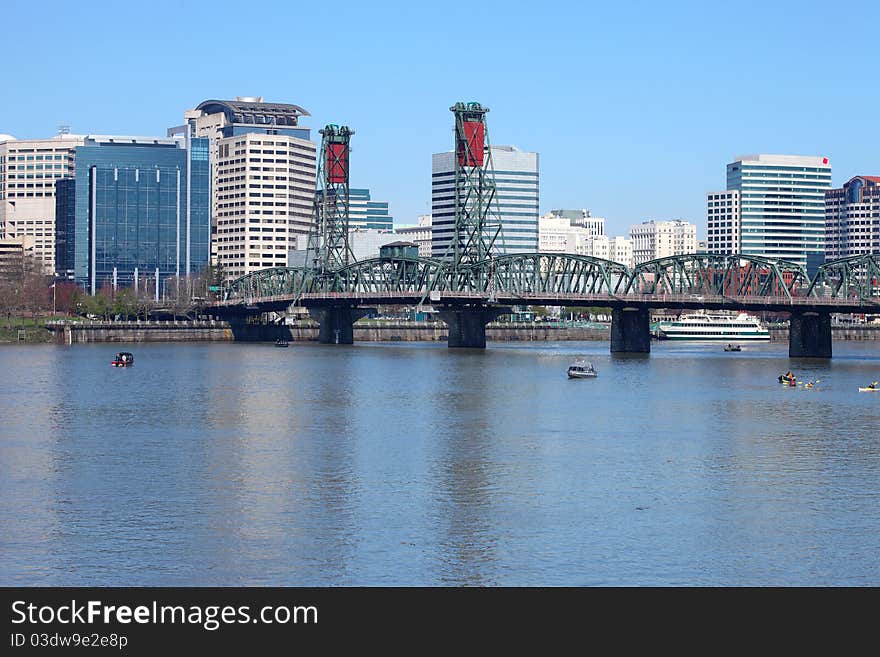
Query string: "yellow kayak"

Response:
xmin=858 ymin=387 xmax=879 ymax=392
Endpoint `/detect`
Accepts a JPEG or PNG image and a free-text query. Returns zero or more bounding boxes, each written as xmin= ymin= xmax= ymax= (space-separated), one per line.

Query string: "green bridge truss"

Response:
xmin=807 ymin=253 xmax=880 ymax=301
xmin=221 ymin=253 xmax=880 ymax=304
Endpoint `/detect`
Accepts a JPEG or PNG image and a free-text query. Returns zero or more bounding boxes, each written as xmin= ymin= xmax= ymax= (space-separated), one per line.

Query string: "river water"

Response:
xmin=1 ymin=340 xmax=879 ymax=586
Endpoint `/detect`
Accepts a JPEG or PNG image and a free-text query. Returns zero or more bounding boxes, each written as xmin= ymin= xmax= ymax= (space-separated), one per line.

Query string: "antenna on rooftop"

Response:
xmin=58 ymin=124 xmax=71 ymax=136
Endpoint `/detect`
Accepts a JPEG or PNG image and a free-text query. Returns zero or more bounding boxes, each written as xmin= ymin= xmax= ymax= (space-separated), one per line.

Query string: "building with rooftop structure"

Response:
xmin=182 ymin=97 xmax=317 ymax=279
xmin=825 ymin=176 xmax=880 ymax=259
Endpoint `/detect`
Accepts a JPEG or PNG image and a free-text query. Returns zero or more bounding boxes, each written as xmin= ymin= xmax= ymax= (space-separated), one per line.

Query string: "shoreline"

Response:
xmin=3 ymin=319 xmax=875 ymax=344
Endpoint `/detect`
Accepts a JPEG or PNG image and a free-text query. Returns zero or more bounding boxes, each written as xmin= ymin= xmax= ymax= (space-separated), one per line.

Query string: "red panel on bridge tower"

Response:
xmin=457 ymin=121 xmax=484 ymax=166
xmin=327 ymin=143 xmax=348 ymax=183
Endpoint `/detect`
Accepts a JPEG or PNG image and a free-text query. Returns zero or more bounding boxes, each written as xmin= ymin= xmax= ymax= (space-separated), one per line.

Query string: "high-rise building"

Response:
xmin=707 ymin=154 xmax=832 ymax=267
xmin=184 ymin=97 xmax=317 ymax=279
xmin=431 ymin=145 xmax=538 ymax=258
xmin=394 ymin=214 xmax=432 ymax=256
xmin=630 ymin=219 xmax=697 ymax=264
xmin=0 ymin=133 xmax=85 ymax=273
xmin=56 ymin=135 xmax=210 ymax=293
xmin=825 ymin=176 xmax=880 ymax=259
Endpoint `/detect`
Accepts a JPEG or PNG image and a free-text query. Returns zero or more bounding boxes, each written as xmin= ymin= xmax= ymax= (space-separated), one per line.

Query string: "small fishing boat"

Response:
xmin=111 ymin=352 xmax=134 ymax=367
xmin=567 ymin=360 xmax=597 ymax=379
xmin=723 ymin=344 xmax=741 ymax=352
xmin=274 ymin=339 xmax=289 ymax=348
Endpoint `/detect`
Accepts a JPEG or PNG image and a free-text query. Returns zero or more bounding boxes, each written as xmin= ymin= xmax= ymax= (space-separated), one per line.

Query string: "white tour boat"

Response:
xmin=656 ymin=312 xmax=769 ymax=341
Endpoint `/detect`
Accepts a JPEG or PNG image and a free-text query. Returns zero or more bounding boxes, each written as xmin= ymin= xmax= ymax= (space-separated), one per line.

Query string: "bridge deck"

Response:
xmin=209 ymin=291 xmax=878 ymax=315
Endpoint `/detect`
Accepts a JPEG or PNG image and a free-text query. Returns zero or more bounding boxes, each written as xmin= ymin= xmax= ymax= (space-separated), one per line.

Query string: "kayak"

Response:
xmin=858 ymin=387 xmax=879 ymax=392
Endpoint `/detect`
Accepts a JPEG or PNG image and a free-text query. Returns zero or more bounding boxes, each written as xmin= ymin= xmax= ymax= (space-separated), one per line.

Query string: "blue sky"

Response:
xmin=2 ymin=0 xmax=878 ymax=237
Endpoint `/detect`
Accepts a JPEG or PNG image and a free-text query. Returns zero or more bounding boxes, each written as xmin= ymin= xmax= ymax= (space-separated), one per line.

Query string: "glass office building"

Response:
xmin=63 ymin=136 xmax=210 ymax=293
xmin=725 ymin=154 xmax=831 ymax=267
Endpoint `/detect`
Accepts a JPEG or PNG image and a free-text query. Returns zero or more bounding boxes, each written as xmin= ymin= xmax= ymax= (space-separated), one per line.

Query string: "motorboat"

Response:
xmin=275 ymin=339 xmax=289 ymax=348
xmin=723 ymin=344 xmax=741 ymax=352
xmin=567 ymin=360 xmax=597 ymax=379
xmin=111 ymin=352 xmax=134 ymax=367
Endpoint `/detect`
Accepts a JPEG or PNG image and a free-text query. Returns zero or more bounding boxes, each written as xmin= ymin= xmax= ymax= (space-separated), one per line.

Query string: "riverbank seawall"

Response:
xmin=36 ymin=320 xmax=880 ymax=343
xmin=44 ymin=320 xmax=612 ymax=343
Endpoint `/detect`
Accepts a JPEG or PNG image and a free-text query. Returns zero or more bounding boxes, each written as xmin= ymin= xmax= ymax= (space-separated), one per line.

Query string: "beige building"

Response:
xmin=0 ymin=133 xmax=85 ymax=274
xmin=394 ymin=214 xmax=432 ymax=256
xmin=0 ymin=235 xmax=35 ymax=279
xmin=629 ymin=219 xmax=697 ymax=264
xmin=183 ymin=98 xmax=317 ymax=280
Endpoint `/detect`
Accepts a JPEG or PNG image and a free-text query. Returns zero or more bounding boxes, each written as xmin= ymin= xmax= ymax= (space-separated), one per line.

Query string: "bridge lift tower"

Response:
xmin=307 ymin=124 xmax=356 ymax=275
xmin=438 ymin=102 xmax=510 ymax=346
xmin=304 ymin=124 xmax=373 ymax=343
xmin=448 ymin=101 xmax=504 ymax=275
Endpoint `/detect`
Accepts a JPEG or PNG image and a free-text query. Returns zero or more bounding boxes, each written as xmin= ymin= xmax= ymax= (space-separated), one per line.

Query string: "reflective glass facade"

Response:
xmin=725 ymin=155 xmax=831 ymax=267
xmin=71 ymin=138 xmax=210 ymax=292
xmin=54 ymin=177 xmax=76 ymax=279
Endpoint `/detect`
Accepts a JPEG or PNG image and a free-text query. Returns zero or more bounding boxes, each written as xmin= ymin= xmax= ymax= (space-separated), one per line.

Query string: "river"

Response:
xmin=1 ymin=340 xmax=879 ymax=585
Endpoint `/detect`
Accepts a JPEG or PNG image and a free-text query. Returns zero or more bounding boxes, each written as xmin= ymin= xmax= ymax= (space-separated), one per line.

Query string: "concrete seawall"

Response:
xmin=768 ymin=325 xmax=880 ymax=341
xmin=43 ymin=320 xmax=880 ymax=343
xmin=47 ymin=320 xmax=234 ymax=344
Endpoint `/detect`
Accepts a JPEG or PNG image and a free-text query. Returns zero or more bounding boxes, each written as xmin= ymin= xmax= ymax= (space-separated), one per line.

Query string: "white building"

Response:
xmin=395 ymin=214 xmax=432 ymax=257
xmin=184 ymin=97 xmax=317 ymax=280
xmin=538 ymin=211 xmax=630 ymax=265
xmin=575 ymin=234 xmax=633 ymax=267
xmin=707 ymin=154 xmax=831 ymax=267
xmin=630 ymin=219 xmax=697 ymax=264
xmin=432 ymin=145 xmax=538 ymax=258
xmin=289 ymin=228 xmax=398 ymax=266
xmin=545 ymin=209 xmax=605 ymax=236
xmin=0 ymin=132 xmax=85 ymax=273
xmin=706 ymin=190 xmax=740 ymax=255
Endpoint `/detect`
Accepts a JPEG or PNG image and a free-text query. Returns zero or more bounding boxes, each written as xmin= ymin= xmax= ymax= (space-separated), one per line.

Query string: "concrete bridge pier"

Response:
xmin=437 ymin=306 xmax=511 ymax=348
xmin=308 ymin=306 xmax=374 ymax=344
xmin=789 ymin=311 xmax=832 ymax=358
xmin=610 ymin=306 xmax=651 ymax=353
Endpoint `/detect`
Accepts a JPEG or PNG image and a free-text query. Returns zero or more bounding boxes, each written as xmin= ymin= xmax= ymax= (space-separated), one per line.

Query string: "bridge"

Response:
xmin=206 ymin=103 xmax=880 ymax=358
xmin=209 ymin=251 xmax=880 ymax=357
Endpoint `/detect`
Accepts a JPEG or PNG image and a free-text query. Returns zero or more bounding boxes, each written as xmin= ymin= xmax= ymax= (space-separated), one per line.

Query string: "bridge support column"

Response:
xmin=789 ymin=311 xmax=832 ymax=358
xmin=438 ymin=306 xmax=511 ymax=348
xmin=308 ymin=306 xmax=373 ymax=344
xmin=610 ymin=306 xmax=651 ymax=353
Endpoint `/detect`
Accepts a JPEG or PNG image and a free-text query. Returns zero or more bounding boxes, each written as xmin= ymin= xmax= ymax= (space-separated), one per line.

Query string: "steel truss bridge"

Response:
xmin=208 ymin=252 xmax=880 ymax=356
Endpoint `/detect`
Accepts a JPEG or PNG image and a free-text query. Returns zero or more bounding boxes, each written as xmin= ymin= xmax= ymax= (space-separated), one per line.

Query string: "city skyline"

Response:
xmin=3 ymin=0 xmax=877 ymax=238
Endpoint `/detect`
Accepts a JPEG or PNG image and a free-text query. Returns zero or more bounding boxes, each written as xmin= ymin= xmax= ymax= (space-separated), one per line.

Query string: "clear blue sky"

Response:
xmin=3 ymin=0 xmax=878 ymax=237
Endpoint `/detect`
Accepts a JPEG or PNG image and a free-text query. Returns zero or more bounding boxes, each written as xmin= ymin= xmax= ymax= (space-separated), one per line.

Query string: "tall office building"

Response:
xmin=630 ymin=219 xmax=697 ymax=264
xmin=184 ymin=97 xmax=317 ymax=279
xmin=707 ymin=154 xmax=831 ymax=267
xmin=431 ymin=145 xmax=538 ymax=258
xmin=825 ymin=176 xmax=880 ymax=259
xmin=0 ymin=133 xmax=85 ymax=273
xmin=55 ymin=135 xmax=210 ymax=293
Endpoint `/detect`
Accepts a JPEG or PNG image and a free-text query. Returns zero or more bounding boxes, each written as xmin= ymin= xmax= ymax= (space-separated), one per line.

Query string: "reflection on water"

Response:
xmin=1 ymin=340 xmax=879 ymax=585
